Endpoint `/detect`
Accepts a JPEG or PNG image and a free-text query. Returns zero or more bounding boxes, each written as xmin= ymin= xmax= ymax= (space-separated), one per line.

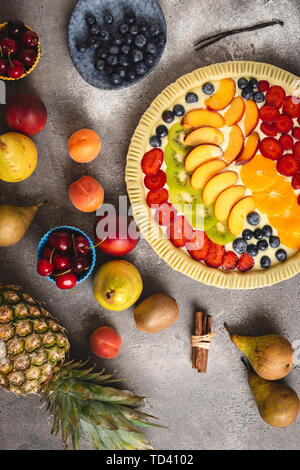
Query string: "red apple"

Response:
xmin=94 ymin=212 xmax=140 ymax=257
xmin=5 ymin=93 xmax=47 ymax=136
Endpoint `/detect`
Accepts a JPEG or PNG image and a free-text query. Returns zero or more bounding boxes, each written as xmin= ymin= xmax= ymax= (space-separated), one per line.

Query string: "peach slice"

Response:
xmin=182 ymin=109 xmax=225 ymax=129
xmin=228 ymin=196 xmax=256 ymax=236
xmin=214 ymin=185 xmax=246 ymax=222
xmin=191 ymin=159 xmax=227 ymax=190
xmin=185 ymin=144 xmax=223 ymax=172
xmin=244 ymin=100 xmax=259 ymax=137
xmin=202 ymin=171 xmax=238 ymax=205
xmin=224 ymin=96 xmax=245 ymax=126
xmin=236 ymin=132 xmax=260 ymax=165
xmin=205 ymin=78 xmax=236 ymax=111
xmin=223 ymin=124 xmax=244 ymax=164
xmin=184 ymin=126 xmax=224 ymax=147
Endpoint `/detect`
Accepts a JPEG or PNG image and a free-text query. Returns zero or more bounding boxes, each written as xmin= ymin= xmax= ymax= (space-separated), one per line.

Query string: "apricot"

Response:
xmin=68 ymin=175 xmax=104 ymax=212
xmin=68 ymin=129 xmax=101 ymax=163
xmin=89 ymin=326 xmax=122 ymax=359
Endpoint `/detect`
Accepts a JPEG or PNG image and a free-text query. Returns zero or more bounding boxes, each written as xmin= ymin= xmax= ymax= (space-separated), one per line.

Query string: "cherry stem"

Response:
xmin=52 ymin=269 xmax=71 ymax=277
xmin=0 ymin=46 xmax=3 ymax=59
xmin=50 ymin=248 xmax=55 ymax=264
xmin=72 ymin=233 xmax=78 ymax=257
xmin=7 ymin=50 xmax=13 ymax=68
xmin=87 ymin=237 xmax=107 ymax=250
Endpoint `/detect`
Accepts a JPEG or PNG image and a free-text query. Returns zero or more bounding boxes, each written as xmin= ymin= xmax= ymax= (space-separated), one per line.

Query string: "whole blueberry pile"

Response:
xmin=237 ymin=77 xmax=265 ymax=103
xmin=76 ymin=10 xmax=165 ymax=87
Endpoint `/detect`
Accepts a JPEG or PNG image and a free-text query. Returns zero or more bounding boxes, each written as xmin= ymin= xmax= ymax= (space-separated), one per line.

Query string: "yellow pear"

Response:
xmin=225 ymin=323 xmax=294 ymax=380
xmin=0 ymin=132 xmax=38 ymax=182
xmin=0 ymin=203 xmax=43 ymax=247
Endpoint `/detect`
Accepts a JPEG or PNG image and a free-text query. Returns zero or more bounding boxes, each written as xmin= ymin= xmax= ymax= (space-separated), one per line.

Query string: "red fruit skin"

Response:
xmin=42 ymin=246 xmax=54 ymax=260
xmin=74 ymin=235 xmax=90 ymax=255
xmin=53 ymin=253 xmax=71 ymax=271
xmin=260 ymin=122 xmax=277 ymax=137
xmin=141 ymin=148 xmax=163 ymax=175
xmin=186 ymin=231 xmax=211 ymax=261
xmin=292 ymin=128 xmax=300 ymax=141
xmin=280 ymin=134 xmax=294 ymax=151
xmin=7 ymin=59 xmax=24 ymax=79
xmin=49 ymin=232 xmax=72 ymax=252
xmin=260 ymin=105 xmax=279 ymax=123
xmin=265 ymin=86 xmax=286 ymax=109
xmin=204 ymin=242 xmax=225 ymax=268
xmin=154 ymin=202 xmax=176 ymax=226
xmin=282 ymin=96 xmax=300 ymax=118
xmin=0 ymin=59 xmax=8 ymax=75
xmin=237 ymin=253 xmax=254 ymax=272
xmin=277 ymin=154 xmax=300 ymax=177
xmin=144 ymin=170 xmax=166 ymax=191
xmin=298 ymin=194 xmax=300 ymax=206
xmin=21 ymin=30 xmax=38 ymax=47
xmin=258 ymin=80 xmax=270 ymax=92
xmin=260 ymin=137 xmax=284 ymax=160
xmin=292 ymin=174 xmax=300 ymax=190
xmin=37 ymin=259 xmax=54 ymax=276
xmin=146 ymin=188 xmax=169 ymax=207
xmin=293 ymin=141 xmax=300 ymax=160
xmin=276 ymin=114 xmax=293 ymax=134
xmin=94 ymin=214 xmax=140 ymax=257
xmin=89 ymin=326 xmax=122 ymax=359
xmin=222 ymin=251 xmax=238 ymax=271
xmin=55 ymin=273 xmax=77 ymax=290
xmin=5 ymin=93 xmax=47 ymax=136
xmin=17 ymin=48 xmax=37 ymax=68
xmin=167 ymin=216 xmax=193 ymax=248
xmin=0 ymin=37 xmax=18 ymax=56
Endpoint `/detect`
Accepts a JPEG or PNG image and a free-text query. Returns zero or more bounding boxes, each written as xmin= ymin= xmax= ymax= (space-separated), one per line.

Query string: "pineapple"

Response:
xmin=0 ymin=285 xmax=163 ymax=450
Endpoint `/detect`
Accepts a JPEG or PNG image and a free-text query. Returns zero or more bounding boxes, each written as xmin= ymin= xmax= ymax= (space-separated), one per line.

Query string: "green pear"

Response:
xmin=0 ymin=203 xmax=43 ymax=247
xmin=225 ymin=323 xmax=294 ymax=380
xmin=243 ymin=360 xmax=300 ymax=428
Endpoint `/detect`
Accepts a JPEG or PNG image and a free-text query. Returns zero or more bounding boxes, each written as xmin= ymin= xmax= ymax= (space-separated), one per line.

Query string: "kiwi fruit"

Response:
xmin=206 ymin=221 xmax=235 ymax=245
xmin=203 ymin=204 xmax=218 ymax=231
xmin=168 ymin=123 xmax=191 ymax=156
xmin=164 ymin=143 xmax=186 ymax=168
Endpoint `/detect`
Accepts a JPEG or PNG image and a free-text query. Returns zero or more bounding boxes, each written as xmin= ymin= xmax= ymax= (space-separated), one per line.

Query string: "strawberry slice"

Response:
xmin=141 ymin=148 xmax=164 ymax=175
xmin=276 ymin=114 xmax=293 ymax=134
xmin=260 ymin=137 xmax=284 ymax=160
xmin=265 ymin=86 xmax=286 ymax=109
xmin=222 ymin=251 xmax=238 ymax=271
xmin=186 ymin=231 xmax=211 ymax=261
xmin=277 ymin=154 xmax=300 ymax=177
xmin=292 ymin=127 xmax=300 ymax=140
xmin=292 ymin=174 xmax=300 ymax=190
xmin=237 ymin=253 xmax=254 ymax=272
xmin=258 ymin=80 xmax=270 ymax=92
xmin=146 ymin=188 xmax=169 ymax=207
xmin=280 ymin=134 xmax=294 ymax=151
xmin=260 ymin=105 xmax=279 ymax=123
xmin=167 ymin=216 xmax=193 ymax=248
xmin=260 ymin=122 xmax=277 ymax=137
xmin=294 ymin=141 xmax=300 ymax=160
xmin=282 ymin=95 xmax=300 ymax=118
xmin=144 ymin=170 xmax=166 ymax=191
xmin=155 ymin=202 xmax=176 ymax=226
xmin=204 ymin=242 xmax=225 ymax=268
xmin=298 ymin=194 xmax=300 ymax=206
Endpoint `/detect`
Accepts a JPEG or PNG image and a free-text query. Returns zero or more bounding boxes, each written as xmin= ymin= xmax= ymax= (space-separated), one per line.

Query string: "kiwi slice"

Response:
xmin=203 ymin=204 xmax=218 ymax=231
xmin=168 ymin=124 xmax=191 ymax=156
xmin=206 ymin=221 xmax=235 ymax=245
xmin=166 ymin=166 xmax=190 ymax=189
xmin=164 ymin=143 xmax=186 ymax=168
xmin=169 ymin=187 xmax=204 ymax=230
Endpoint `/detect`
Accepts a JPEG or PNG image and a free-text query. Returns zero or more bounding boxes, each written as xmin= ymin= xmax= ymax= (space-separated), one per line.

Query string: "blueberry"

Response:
xmin=94 ymin=59 xmax=105 ymax=71
xmin=150 ymin=24 xmax=161 ymax=37
xmin=123 ymin=33 xmax=133 ymax=45
xmin=135 ymin=34 xmax=147 ymax=49
xmin=130 ymin=48 xmax=143 ymax=64
xmin=88 ymin=37 xmax=100 ymax=49
xmin=121 ymin=44 xmax=130 ymax=55
xmin=110 ymin=73 xmax=122 ymax=86
xmin=146 ymin=42 xmax=157 ymax=56
xmin=249 ymin=78 xmax=258 ymax=89
xmin=86 ymin=14 xmax=96 ymax=26
xmin=269 ymin=236 xmax=280 ymax=248
xmin=202 ymin=82 xmax=215 ymax=95
xmin=262 ymin=225 xmax=272 ymax=238
xmin=145 ymin=54 xmax=155 ymax=67
xmin=242 ymin=88 xmax=254 ymax=100
xmin=162 ymin=110 xmax=174 ymax=124
xmin=156 ymin=125 xmax=168 ymax=138
xmin=109 ymin=45 xmax=119 ymax=55
xmin=96 ymin=46 xmax=109 ymax=59
xmin=76 ymin=40 xmax=87 ymax=52
xmin=89 ymin=24 xmax=101 ymax=36
xmin=173 ymin=104 xmax=185 ymax=117
xmin=106 ymin=55 xmax=118 ymax=66
xmin=116 ymin=66 xmax=126 ymax=79
xmin=253 ymin=228 xmax=263 ymax=240
xmin=185 ymin=92 xmax=198 ymax=104
xmin=257 ymin=239 xmax=268 ymax=251
xmin=242 ymin=229 xmax=253 ymax=241
xmin=119 ymin=23 xmax=129 ymax=35
xmin=99 ymin=29 xmax=110 ymax=41
xmin=276 ymin=249 xmax=287 ymax=262
xmin=238 ymin=78 xmax=249 ymax=89
xmin=247 ymin=244 xmax=259 ymax=257
xmin=156 ymin=33 xmax=166 ymax=47
xmin=149 ymin=135 xmax=162 ymax=148
xmin=130 ymin=24 xmax=139 ymax=36
xmin=254 ymin=91 xmax=265 ymax=103
xmin=111 ymin=32 xmax=123 ymax=46
xmin=105 ymin=66 xmax=114 ymax=75
xmin=247 ymin=212 xmax=260 ymax=226
xmin=233 ymin=238 xmax=248 ymax=254
xmin=260 ymin=256 xmax=271 ymax=269
xmin=139 ymin=21 xmax=149 ymax=34
xmin=124 ymin=12 xmax=136 ymax=25
xmin=126 ymin=67 xmax=137 ymax=81
xmin=103 ymin=13 xmax=114 ymax=25
xmin=119 ymin=54 xmax=130 ymax=67
xmin=136 ymin=62 xmax=148 ymax=76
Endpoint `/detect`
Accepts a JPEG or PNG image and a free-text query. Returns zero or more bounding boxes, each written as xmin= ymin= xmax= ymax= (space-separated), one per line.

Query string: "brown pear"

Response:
xmin=0 ymin=203 xmax=43 ymax=247
xmin=224 ymin=323 xmax=294 ymax=380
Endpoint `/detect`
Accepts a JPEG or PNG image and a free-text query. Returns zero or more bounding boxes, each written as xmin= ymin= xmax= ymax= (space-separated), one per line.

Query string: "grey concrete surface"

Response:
xmin=0 ymin=0 xmax=300 ymax=451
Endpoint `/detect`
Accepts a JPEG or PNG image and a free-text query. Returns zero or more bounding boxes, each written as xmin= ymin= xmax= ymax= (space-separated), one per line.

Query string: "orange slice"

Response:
xmin=240 ymin=154 xmax=279 ymax=192
xmin=277 ymin=231 xmax=300 ymax=250
xmin=252 ymin=178 xmax=295 ymax=216
xmin=269 ymin=199 xmax=300 ymax=234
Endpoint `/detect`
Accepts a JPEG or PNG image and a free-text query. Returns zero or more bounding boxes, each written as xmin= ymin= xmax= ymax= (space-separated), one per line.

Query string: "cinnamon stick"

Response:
xmin=192 ymin=311 xmax=213 ymax=373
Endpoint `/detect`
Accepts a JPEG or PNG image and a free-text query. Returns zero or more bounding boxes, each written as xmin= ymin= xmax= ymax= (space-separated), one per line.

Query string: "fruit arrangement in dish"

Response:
xmin=138 ymin=70 xmax=300 ymax=276
xmin=0 ymin=19 xmax=40 ymax=80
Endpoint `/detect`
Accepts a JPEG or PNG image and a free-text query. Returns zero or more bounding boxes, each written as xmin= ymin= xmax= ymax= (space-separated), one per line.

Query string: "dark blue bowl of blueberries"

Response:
xmin=68 ymin=0 xmax=167 ymax=89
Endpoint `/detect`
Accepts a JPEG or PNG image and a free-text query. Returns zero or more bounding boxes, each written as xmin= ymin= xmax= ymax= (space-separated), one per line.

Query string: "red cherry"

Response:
xmin=37 ymin=259 xmax=54 ymax=276
xmin=0 ymin=59 xmax=8 ymax=75
xmin=7 ymin=20 xmax=25 ymax=40
xmin=49 ymin=231 xmax=72 ymax=252
xmin=7 ymin=59 xmax=24 ymax=79
xmin=71 ymin=255 xmax=89 ymax=274
xmin=42 ymin=246 xmax=53 ymax=260
xmin=21 ymin=30 xmax=38 ymax=48
xmin=55 ymin=273 xmax=77 ymax=290
xmin=74 ymin=235 xmax=90 ymax=255
xmin=53 ymin=253 xmax=71 ymax=271
xmin=17 ymin=48 xmax=36 ymax=68
xmin=0 ymin=37 xmax=18 ymax=56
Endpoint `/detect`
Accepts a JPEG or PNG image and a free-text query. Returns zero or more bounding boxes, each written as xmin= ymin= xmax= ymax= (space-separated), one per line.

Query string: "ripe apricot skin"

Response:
xmin=68 ymin=129 xmax=101 ymax=163
xmin=68 ymin=175 xmax=104 ymax=212
xmin=89 ymin=326 xmax=122 ymax=359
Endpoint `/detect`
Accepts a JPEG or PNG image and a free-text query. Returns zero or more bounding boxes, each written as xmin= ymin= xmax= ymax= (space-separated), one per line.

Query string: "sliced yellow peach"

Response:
xmin=236 ymin=132 xmax=260 ymax=165
xmin=205 ymin=78 xmax=236 ymax=111
xmin=223 ymin=124 xmax=244 ymax=164
xmin=185 ymin=144 xmax=223 ymax=172
xmin=228 ymin=196 xmax=256 ymax=236
xmin=184 ymin=126 xmax=224 ymax=147
xmin=182 ymin=109 xmax=225 ymax=129
xmin=244 ymin=100 xmax=259 ymax=137
xmin=224 ymin=96 xmax=245 ymax=126
xmin=202 ymin=171 xmax=238 ymax=205
xmin=191 ymin=159 xmax=227 ymax=190
xmin=214 ymin=185 xmax=246 ymax=222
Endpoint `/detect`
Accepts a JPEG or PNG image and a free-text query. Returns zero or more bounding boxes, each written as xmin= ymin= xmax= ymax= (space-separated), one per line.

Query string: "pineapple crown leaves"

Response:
xmin=43 ymin=361 xmax=166 ymax=450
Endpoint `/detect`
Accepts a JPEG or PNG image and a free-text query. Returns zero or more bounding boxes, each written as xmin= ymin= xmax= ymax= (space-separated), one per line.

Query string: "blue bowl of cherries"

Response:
xmin=68 ymin=0 xmax=167 ymax=89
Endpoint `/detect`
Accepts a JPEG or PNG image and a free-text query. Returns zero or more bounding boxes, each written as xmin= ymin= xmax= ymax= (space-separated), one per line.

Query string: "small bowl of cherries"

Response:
xmin=0 ymin=19 xmax=41 ymax=80
xmin=37 ymin=226 xmax=97 ymax=290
